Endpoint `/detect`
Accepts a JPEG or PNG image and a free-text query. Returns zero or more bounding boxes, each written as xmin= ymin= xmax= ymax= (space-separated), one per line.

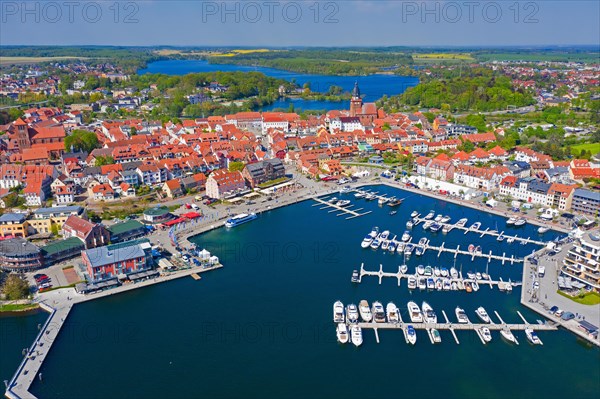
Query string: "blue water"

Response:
xmin=21 ymin=185 xmax=599 ymax=399
xmin=138 ymin=60 xmax=419 ymax=110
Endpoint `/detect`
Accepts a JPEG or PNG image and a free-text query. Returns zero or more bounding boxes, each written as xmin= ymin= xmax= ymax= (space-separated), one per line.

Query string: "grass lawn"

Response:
xmin=0 ymin=303 xmax=39 ymax=312
xmin=571 ymin=142 xmax=600 ymax=156
xmin=0 ymin=56 xmax=86 ymax=65
xmin=557 ymin=290 xmax=600 ymax=305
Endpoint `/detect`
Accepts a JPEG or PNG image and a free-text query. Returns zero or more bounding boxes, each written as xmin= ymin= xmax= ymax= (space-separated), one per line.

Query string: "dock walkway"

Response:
xmin=312 ymin=197 xmax=371 ymax=219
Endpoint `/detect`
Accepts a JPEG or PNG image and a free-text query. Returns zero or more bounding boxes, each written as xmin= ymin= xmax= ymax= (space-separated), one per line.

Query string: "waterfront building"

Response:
xmin=62 ymin=215 xmax=110 ymax=249
xmin=107 ymin=220 xmax=148 ymax=243
xmin=0 ymin=213 xmax=30 ymax=237
xmin=143 ymin=206 xmax=173 ymax=224
xmin=206 ymin=169 xmax=246 ymax=199
xmin=562 ymin=233 xmax=600 ymax=292
xmin=41 ymin=237 xmax=85 ymax=266
xmin=242 ymin=159 xmax=285 ymax=188
xmin=571 ymin=188 xmax=600 ymax=217
xmin=82 ymin=240 xmax=151 ymax=282
xmin=28 ymin=206 xmax=86 ymax=235
xmin=499 ymin=177 xmax=576 ymax=211
xmin=0 ymin=238 xmax=42 ymax=271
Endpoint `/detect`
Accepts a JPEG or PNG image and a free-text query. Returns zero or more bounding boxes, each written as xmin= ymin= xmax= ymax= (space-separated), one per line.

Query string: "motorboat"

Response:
xmin=418 ymin=277 xmax=427 ymax=290
xmin=506 ymin=236 xmax=515 ymax=244
xmin=450 ymin=267 xmax=458 ymax=279
xmin=340 ymin=186 xmax=352 ymax=194
xmin=472 ymin=281 xmax=480 ymax=292
xmin=389 ymin=211 xmax=397 ymax=216
xmin=456 ymin=218 xmax=468 ymax=227
xmin=346 ymin=304 xmax=359 ymax=323
xmin=407 ymin=276 xmax=417 ymax=290
xmin=441 ymin=215 xmax=451 ymax=223
xmin=451 ymin=281 xmax=458 ymax=291
xmin=428 ymin=328 xmax=442 ymax=344
xmin=464 ymin=281 xmax=473 ymax=293
xmin=442 ymin=224 xmax=453 ymax=234
xmin=388 ymin=198 xmax=402 ymax=207
xmin=415 ymin=245 xmax=425 ymax=256
xmin=401 ymin=231 xmax=411 ymax=242
xmin=381 ymin=239 xmax=390 ymax=251
xmin=359 ymin=300 xmax=372 ymax=322
xmin=380 ymin=230 xmax=390 ymax=241
xmin=370 ymin=238 xmax=382 ymax=250
xmin=422 ymin=220 xmax=434 ymax=230
xmin=424 ymin=210 xmax=435 ymax=220
xmin=481 ymin=272 xmax=490 ymax=280
xmin=525 ymin=328 xmax=542 ymax=345
xmin=354 ymin=191 xmax=366 ymax=198
xmin=337 ymin=323 xmax=349 ymax=344
xmin=328 ymin=197 xmax=338 ymax=204
xmin=372 ymin=301 xmax=386 ymax=323
xmin=400 ymin=264 xmax=408 ymax=274
xmin=434 ymin=214 xmax=443 ymax=222
xmin=470 ymin=222 xmax=482 ymax=230
xmin=404 ymin=243 xmax=415 ymax=255
xmin=387 ymin=240 xmax=397 ymax=253
xmin=514 ymin=218 xmax=527 ymax=227
xmin=434 ymin=267 xmax=440 ymax=277
xmin=455 ymin=307 xmax=470 ymax=323
xmin=351 ymin=270 xmax=360 ymax=283
xmin=406 ymin=325 xmax=417 ymax=345
xmin=424 ymin=265 xmax=433 ymax=276
xmin=396 ymin=242 xmax=406 ymax=253
xmin=476 ymin=272 xmax=482 ymax=280
xmin=506 ymin=217 xmax=517 ymax=225
xmin=426 ymin=278 xmax=435 ymax=290
xmin=440 ymin=267 xmax=449 ymax=277
xmin=497 ymin=233 xmax=505 ymax=242
xmin=406 ymin=220 xmax=414 ymax=228
xmin=443 ymin=279 xmax=451 ymax=291
xmin=351 ymin=325 xmax=363 ymax=347
xmin=410 ymin=211 xmax=419 ymax=218
xmin=435 ymin=278 xmax=443 ymax=291
xmin=475 ymin=307 xmax=491 ymax=323
xmin=365 ymin=193 xmax=376 ymax=201
xmin=416 ymin=264 xmax=425 ymax=275
xmin=500 ymin=329 xmax=517 ymax=344
xmin=333 ymin=301 xmax=345 ymax=323
xmin=538 ymin=226 xmax=550 ymax=234
xmin=430 ymin=223 xmax=442 ymax=232
xmin=361 ymin=234 xmax=375 ymax=249
xmin=468 ymin=244 xmax=475 ymax=253
xmin=475 ymin=245 xmax=482 ymax=255
xmin=422 ymin=302 xmax=437 ymax=323
xmin=335 ymin=200 xmax=351 ymax=207
xmin=386 ymin=302 xmax=400 ymax=323
xmin=467 ymin=272 xmax=476 ymax=280
xmin=407 ymin=301 xmax=423 ymax=323
xmin=378 ymin=197 xmax=389 ymax=206
xmin=479 ymin=327 xmax=492 ymax=343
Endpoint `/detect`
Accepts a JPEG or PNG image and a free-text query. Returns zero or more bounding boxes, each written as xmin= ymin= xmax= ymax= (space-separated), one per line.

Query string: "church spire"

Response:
xmin=352 ymin=81 xmax=361 ymax=99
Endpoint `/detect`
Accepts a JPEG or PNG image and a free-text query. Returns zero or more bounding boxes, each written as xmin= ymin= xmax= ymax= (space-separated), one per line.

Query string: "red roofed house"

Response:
xmin=461 ymin=132 xmax=496 ymax=144
xmin=62 ymin=215 xmax=110 ymax=249
xmin=428 ymin=158 xmax=455 ymax=181
xmin=206 ymin=170 xmax=246 ymax=199
xmin=90 ymin=183 xmax=115 ymax=201
xmin=488 ymin=146 xmax=508 ymax=160
xmin=162 ymin=179 xmax=183 ymax=198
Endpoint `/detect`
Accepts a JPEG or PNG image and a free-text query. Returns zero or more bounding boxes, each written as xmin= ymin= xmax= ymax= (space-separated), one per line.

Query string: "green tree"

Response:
xmin=64 ymin=129 xmax=99 ymax=153
xmin=95 ymin=155 xmax=115 ymax=166
xmin=228 ymin=161 xmax=245 ymax=172
xmin=2 ymin=274 xmax=30 ymax=300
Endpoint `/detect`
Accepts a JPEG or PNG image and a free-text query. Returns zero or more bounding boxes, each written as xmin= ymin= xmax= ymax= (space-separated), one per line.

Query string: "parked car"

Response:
xmin=561 ymin=312 xmax=575 ymax=321
xmin=182 ymin=255 xmax=189 ymax=263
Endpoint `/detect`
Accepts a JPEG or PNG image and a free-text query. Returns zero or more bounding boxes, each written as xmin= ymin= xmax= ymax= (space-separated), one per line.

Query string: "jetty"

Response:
xmin=312 ymin=197 xmax=371 ymax=219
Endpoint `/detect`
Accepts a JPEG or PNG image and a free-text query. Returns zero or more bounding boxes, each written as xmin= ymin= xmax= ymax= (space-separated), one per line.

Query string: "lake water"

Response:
xmin=14 ymin=185 xmax=598 ymax=399
xmin=138 ymin=60 xmax=419 ymax=111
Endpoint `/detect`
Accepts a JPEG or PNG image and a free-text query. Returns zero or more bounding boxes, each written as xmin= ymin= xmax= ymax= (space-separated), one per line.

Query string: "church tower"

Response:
xmin=349 ymin=81 xmax=363 ymax=117
xmin=13 ymin=118 xmax=31 ymax=150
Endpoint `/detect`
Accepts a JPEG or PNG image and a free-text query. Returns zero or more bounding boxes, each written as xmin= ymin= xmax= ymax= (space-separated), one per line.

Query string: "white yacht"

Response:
xmin=429 ymin=328 xmax=442 ymax=344
xmin=514 ymin=218 xmax=527 ymax=227
xmin=455 ymin=307 xmax=470 ymax=323
xmin=416 ymin=264 xmax=425 ymax=275
xmin=525 ymin=328 xmax=542 ymax=345
xmin=351 ymin=325 xmax=363 ymax=347
xmin=422 ymin=302 xmax=437 ymax=323
xmin=361 ymin=234 xmax=375 ymax=249
xmin=418 ymin=277 xmax=427 ymax=290
xmin=380 ymin=230 xmax=390 ymax=241
xmin=500 ymin=329 xmax=517 ymax=344
xmin=475 ymin=306 xmax=491 ymax=323
xmin=370 ymin=237 xmax=382 ymax=250
xmin=333 ymin=301 xmax=345 ymax=323
xmin=400 ymin=264 xmax=408 ymax=274
xmin=538 ymin=226 xmax=550 ymax=234
xmin=378 ymin=197 xmax=388 ymax=206
xmin=406 ymin=220 xmax=414 ymax=229
xmin=354 ymin=191 xmax=366 ymax=198
xmin=386 ymin=302 xmax=400 ymax=323
xmin=406 ymin=325 xmax=417 ymax=345
xmin=410 ymin=211 xmax=419 ymax=218
xmin=506 ymin=217 xmax=517 ymax=225
xmin=407 ymin=276 xmax=417 ymax=290
xmin=407 ymin=301 xmax=423 ymax=323
xmin=450 ymin=267 xmax=458 ymax=279
xmin=434 ymin=214 xmax=443 ymax=222
xmin=479 ymin=327 xmax=492 ymax=343
xmin=424 ymin=210 xmax=435 ymax=220
xmin=337 ymin=323 xmax=349 ymax=344
xmin=422 ymin=220 xmax=434 ymax=230
xmin=359 ymin=300 xmax=372 ymax=322
xmin=365 ymin=193 xmax=376 ymax=201
xmin=470 ymin=222 xmax=482 ymax=230
xmin=372 ymin=301 xmax=386 ymax=323
xmin=346 ymin=304 xmax=359 ymax=323
xmin=441 ymin=215 xmax=451 ymax=223
xmin=335 ymin=200 xmax=351 ymax=207
xmin=440 ymin=267 xmax=449 ymax=277
xmin=401 ymin=230 xmax=411 ymax=242
xmin=456 ymin=218 xmax=468 ymax=227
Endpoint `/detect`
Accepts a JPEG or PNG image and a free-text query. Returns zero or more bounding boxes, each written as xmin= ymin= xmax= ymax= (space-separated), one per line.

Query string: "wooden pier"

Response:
xmin=357 ymin=263 xmax=521 ymax=291
xmin=312 ymin=197 xmax=371 ymax=219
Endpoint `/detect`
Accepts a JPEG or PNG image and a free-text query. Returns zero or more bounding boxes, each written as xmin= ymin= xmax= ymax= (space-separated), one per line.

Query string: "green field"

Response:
xmin=0 ymin=56 xmax=86 ymax=65
xmin=571 ymin=142 xmax=600 ymax=156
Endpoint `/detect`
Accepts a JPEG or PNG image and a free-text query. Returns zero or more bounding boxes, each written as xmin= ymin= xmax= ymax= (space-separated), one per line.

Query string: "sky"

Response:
xmin=0 ymin=0 xmax=599 ymax=47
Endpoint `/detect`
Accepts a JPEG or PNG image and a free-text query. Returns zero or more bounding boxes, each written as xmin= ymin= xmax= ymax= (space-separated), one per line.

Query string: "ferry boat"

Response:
xmin=416 ymin=264 xmax=425 ymax=275
xmin=407 ymin=301 xmax=423 ymax=323
xmin=475 ymin=307 xmax=491 ymax=323
xmin=430 ymin=222 xmax=442 ymax=232
xmin=406 ymin=220 xmax=414 ymax=229
xmin=424 ymin=210 xmax=435 ymax=220
xmin=506 ymin=217 xmax=517 ymax=225
xmin=441 ymin=215 xmax=451 ymax=223
xmin=479 ymin=327 xmax=492 ymax=343
xmin=450 ymin=267 xmax=459 ymax=279
xmin=337 ymin=323 xmax=349 ymax=344
xmin=351 ymin=270 xmax=360 ymax=283
xmin=418 ymin=277 xmax=427 ymax=290
xmin=525 ymin=328 xmax=542 ymax=345
xmin=407 ymin=276 xmax=417 ymax=290
xmin=470 ymin=222 xmax=482 ymax=230
xmin=388 ymin=198 xmax=402 ymax=207
xmin=406 ymin=325 xmax=417 ymax=345
xmin=346 ymin=304 xmax=359 ymax=323
xmin=434 ymin=214 xmax=443 ymax=222
xmin=225 ymin=213 xmax=257 ymax=228
xmin=456 ymin=218 xmax=468 ymax=227
xmin=410 ymin=211 xmax=419 ymax=218
xmin=400 ymin=264 xmax=408 ymax=274
xmin=428 ymin=328 xmax=442 ymax=343
xmin=538 ymin=226 xmax=550 ymax=234
xmin=333 ymin=301 xmax=345 ymax=323
xmin=386 ymin=302 xmax=400 ymax=324
xmin=422 ymin=302 xmax=437 ymax=323
xmin=404 ymin=243 xmax=415 ymax=256
xmin=455 ymin=307 xmax=470 ymax=323
xmin=372 ymin=301 xmax=386 ymax=323
xmin=500 ymin=329 xmax=517 ymax=344
xmin=359 ymin=300 xmax=372 ymax=322
xmin=401 ymin=231 xmax=411 ymax=242
xmin=335 ymin=200 xmax=351 ymax=207
xmin=422 ymin=220 xmax=434 ymax=230
xmin=351 ymin=325 xmax=363 ymax=347
xmin=514 ymin=218 xmax=527 ymax=227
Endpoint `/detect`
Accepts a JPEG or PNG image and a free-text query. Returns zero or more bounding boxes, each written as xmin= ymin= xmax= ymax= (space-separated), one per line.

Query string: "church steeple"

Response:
xmin=352 ymin=81 xmax=361 ymax=99
xmin=350 ymin=81 xmax=363 ymax=117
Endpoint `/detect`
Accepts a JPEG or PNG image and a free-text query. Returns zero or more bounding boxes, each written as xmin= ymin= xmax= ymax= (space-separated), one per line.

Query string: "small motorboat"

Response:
xmin=475 ymin=306 xmax=491 ymax=323
xmin=351 ymin=270 xmax=360 ymax=283
xmin=525 ymin=328 xmax=542 ymax=345
xmin=514 ymin=218 xmax=527 ymax=227
xmin=407 ymin=276 xmax=417 ymax=290
xmin=506 ymin=217 xmax=517 ymax=225
xmin=410 ymin=211 xmax=419 ymax=218
xmin=429 ymin=328 xmax=442 ymax=344
xmin=470 ymin=222 xmax=482 ymax=230
xmin=538 ymin=226 xmax=550 ymax=234
xmin=337 ymin=323 xmax=349 ymax=344
xmin=501 ymin=329 xmax=517 ymax=344
xmin=406 ymin=325 xmax=417 ymax=345
xmin=479 ymin=327 xmax=492 ymax=343
xmin=424 ymin=210 xmax=435 ymax=220
xmin=406 ymin=220 xmax=414 ymax=228
xmin=389 ymin=210 xmax=397 ymax=216
xmin=351 ymin=325 xmax=363 ymax=347
xmin=400 ymin=264 xmax=408 ymax=274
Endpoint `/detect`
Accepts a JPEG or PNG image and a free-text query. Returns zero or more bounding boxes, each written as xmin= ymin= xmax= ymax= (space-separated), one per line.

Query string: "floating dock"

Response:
xmin=312 ymin=197 xmax=371 ymax=219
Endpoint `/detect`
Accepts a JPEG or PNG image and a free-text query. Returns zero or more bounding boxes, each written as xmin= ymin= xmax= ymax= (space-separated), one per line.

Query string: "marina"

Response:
xmin=312 ymin=196 xmax=371 ymax=219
